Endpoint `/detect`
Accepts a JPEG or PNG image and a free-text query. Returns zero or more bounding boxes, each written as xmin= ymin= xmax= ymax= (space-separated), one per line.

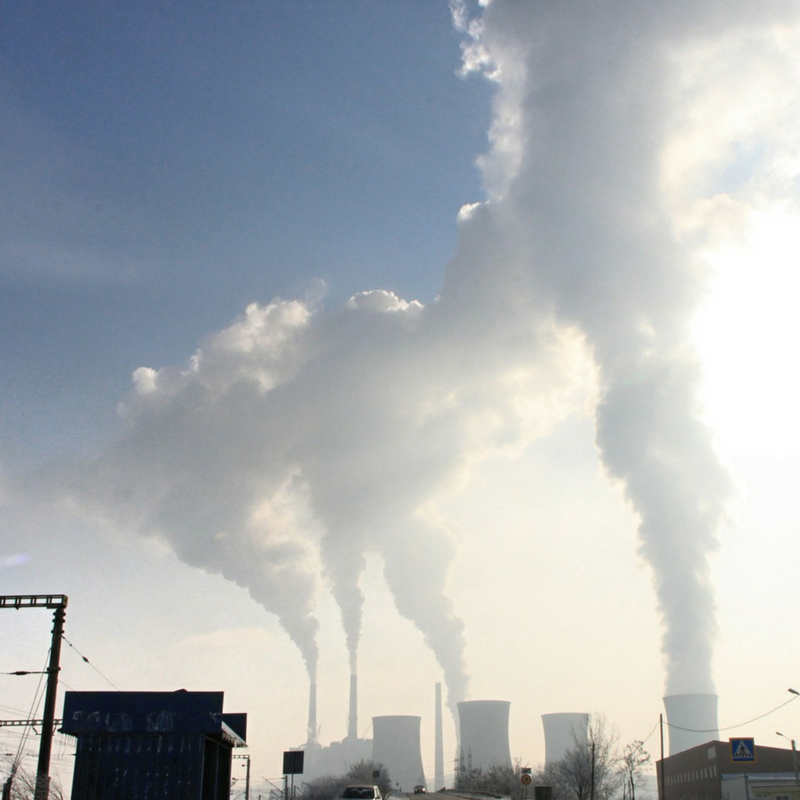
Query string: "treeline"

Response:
xmin=297 ymin=760 xmax=392 ymax=800
xmin=455 ymin=716 xmax=652 ymax=800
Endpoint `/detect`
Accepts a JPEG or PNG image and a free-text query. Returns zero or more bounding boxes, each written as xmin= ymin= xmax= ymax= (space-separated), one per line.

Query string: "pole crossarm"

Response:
xmin=0 ymin=719 xmax=63 ymax=729
xmin=0 ymin=595 xmax=68 ymax=610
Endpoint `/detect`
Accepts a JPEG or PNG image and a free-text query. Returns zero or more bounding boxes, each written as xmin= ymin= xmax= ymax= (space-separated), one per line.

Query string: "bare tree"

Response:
xmin=618 ymin=741 xmax=650 ymax=800
xmin=553 ymin=715 xmax=620 ymax=800
xmin=455 ymin=759 xmax=533 ymax=799
xmin=0 ymin=760 xmax=64 ymax=800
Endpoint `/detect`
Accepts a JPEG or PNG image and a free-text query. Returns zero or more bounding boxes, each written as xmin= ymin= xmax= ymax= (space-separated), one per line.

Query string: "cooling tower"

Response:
xmin=663 ymin=694 xmax=719 ymax=755
xmin=434 ymin=683 xmax=444 ymax=790
xmin=457 ymin=700 xmax=511 ymax=771
xmin=372 ymin=715 xmax=426 ymax=791
xmin=348 ymin=674 xmax=358 ymax=740
xmin=541 ymin=713 xmax=589 ymax=767
xmin=307 ymin=681 xmax=318 ymax=745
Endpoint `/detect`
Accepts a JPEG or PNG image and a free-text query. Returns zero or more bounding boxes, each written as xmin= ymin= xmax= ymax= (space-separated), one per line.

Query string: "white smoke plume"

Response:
xmin=56 ymin=285 xmax=586 ymax=711
xmin=450 ymin=0 xmax=800 ymax=693
xmin=44 ymin=0 xmax=800 ymax=706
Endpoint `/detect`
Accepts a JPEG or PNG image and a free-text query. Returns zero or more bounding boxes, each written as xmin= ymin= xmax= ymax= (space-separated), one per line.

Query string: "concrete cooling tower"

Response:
xmin=372 ymin=715 xmax=426 ymax=791
xmin=663 ymin=694 xmax=719 ymax=755
xmin=541 ymin=713 xmax=589 ymax=767
xmin=458 ymin=700 xmax=511 ymax=771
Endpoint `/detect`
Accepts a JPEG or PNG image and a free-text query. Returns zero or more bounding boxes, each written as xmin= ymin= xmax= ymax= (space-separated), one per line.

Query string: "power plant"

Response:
xmin=457 ymin=700 xmax=511 ymax=771
xmin=300 ymin=675 xmax=371 ymax=782
xmin=372 ymin=715 xmax=426 ymax=791
xmin=296 ymin=677 xmax=731 ymax=789
xmin=663 ymin=693 xmax=720 ymax=756
xmin=541 ymin=712 xmax=589 ymax=767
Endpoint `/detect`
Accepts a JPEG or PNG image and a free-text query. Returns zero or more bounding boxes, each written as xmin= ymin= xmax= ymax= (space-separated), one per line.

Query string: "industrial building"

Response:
xmin=299 ymin=674 xmax=373 ymax=783
xmin=657 ymin=740 xmax=800 ymax=800
xmin=61 ymin=690 xmax=247 ymax=800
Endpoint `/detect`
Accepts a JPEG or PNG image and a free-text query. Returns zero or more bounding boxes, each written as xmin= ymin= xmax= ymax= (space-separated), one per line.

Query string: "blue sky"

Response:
xmin=2 ymin=1 xmax=800 ymax=794
xmin=0 ymin=0 xmax=490 ymax=461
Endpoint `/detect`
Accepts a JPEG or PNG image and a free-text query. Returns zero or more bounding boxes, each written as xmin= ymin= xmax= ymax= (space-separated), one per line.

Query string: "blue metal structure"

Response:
xmin=61 ymin=690 xmax=246 ymax=800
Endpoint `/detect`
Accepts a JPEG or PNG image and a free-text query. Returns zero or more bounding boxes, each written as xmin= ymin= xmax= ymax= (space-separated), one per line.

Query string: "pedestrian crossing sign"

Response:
xmin=730 ymin=738 xmax=756 ymax=762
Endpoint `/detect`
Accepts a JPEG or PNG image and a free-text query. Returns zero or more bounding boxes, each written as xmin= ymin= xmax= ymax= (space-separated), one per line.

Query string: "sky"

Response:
xmin=2 ymin=0 xmax=800 ymax=795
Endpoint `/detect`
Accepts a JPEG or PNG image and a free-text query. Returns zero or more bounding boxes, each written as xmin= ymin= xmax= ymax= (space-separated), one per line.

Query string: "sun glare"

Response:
xmin=692 ymin=204 xmax=800 ymax=458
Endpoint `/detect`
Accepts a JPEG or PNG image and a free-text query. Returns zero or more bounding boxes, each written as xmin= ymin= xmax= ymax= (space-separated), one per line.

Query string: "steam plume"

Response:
xmin=42 ymin=0 xmax=800 ymax=706
xmin=450 ymin=0 xmax=800 ymax=692
xmin=55 ymin=286 xmax=583 ymax=711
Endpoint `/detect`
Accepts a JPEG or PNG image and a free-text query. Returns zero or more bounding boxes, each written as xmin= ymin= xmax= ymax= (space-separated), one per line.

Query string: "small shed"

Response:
xmin=61 ymin=690 xmax=247 ymax=800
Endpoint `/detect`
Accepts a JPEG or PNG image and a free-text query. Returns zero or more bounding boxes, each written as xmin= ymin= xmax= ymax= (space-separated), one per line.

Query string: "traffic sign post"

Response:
xmin=520 ymin=769 xmax=532 ymax=800
xmin=730 ymin=738 xmax=756 ymax=763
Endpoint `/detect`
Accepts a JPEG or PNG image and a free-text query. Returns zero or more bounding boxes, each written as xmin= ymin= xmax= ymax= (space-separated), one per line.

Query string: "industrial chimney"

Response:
xmin=541 ymin=713 xmax=589 ymax=767
xmin=457 ymin=700 xmax=511 ymax=771
xmin=348 ymin=674 xmax=358 ymax=740
xmin=307 ymin=681 xmax=318 ymax=745
xmin=372 ymin=715 xmax=426 ymax=791
xmin=663 ymin=694 xmax=719 ymax=755
xmin=434 ymin=683 xmax=444 ymax=790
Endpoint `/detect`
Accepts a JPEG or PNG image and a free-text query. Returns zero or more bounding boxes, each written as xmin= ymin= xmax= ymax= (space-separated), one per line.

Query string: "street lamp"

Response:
xmin=775 ymin=732 xmax=799 ymax=786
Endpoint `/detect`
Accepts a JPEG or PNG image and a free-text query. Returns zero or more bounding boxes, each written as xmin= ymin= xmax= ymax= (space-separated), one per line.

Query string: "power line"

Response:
xmin=62 ymin=635 xmax=120 ymax=691
xmin=638 ymin=718 xmax=660 ymax=745
xmin=665 ymin=692 xmax=799 ymax=733
xmin=0 ymin=672 xmax=47 ymax=677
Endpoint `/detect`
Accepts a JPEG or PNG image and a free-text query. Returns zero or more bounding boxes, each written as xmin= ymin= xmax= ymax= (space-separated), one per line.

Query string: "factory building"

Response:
xmin=657 ymin=740 xmax=800 ymax=800
xmin=299 ymin=673 xmax=373 ymax=783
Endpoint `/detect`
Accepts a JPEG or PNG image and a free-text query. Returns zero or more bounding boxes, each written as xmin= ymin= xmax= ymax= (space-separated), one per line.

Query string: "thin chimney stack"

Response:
xmin=348 ymin=674 xmax=358 ymax=740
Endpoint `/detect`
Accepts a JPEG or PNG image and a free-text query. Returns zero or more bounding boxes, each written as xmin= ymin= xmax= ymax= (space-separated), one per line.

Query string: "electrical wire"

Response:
xmin=664 ymin=691 xmax=799 ymax=733
xmin=0 ymin=671 xmax=47 ymax=676
xmin=9 ymin=648 xmax=49 ymax=777
xmin=62 ymin=635 xmax=120 ymax=690
xmin=638 ymin=718 xmax=660 ymax=745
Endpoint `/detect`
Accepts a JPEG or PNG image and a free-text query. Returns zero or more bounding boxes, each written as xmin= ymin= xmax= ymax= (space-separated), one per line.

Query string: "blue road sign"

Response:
xmin=730 ymin=738 xmax=756 ymax=762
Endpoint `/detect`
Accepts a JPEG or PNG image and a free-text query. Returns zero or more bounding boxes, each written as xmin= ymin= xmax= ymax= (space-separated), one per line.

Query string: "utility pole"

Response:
xmin=776 ymin=732 xmax=799 ymax=786
xmin=659 ymin=714 xmax=666 ymax=800
xmin=0 ymin=595 xmax=68 ymax=800
xmin=35 ymin=603 xmax=66 ymax=800
xmin=234 ymin=754 xmax=251 ymax=800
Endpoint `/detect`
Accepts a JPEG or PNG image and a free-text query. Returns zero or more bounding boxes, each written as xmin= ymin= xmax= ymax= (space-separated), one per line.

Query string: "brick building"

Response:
xmin=657 ymin=740 xmax=799 ymax=800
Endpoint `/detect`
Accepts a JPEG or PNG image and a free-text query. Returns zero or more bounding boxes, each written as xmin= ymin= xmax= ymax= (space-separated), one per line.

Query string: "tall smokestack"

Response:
xmin=541 ymin=713 xmax=589 ymax=767
xmin=663 ymin=694 xmax=719 ymax=755
xmin=307 ymin=681 xmax=318 ymax=745
xmin=457 ymin=700 xmax=511 ymax=771
xmin=348 ymin=674 xmax=358 ymax=740
xmin=435 ymin=683 xmax=444 ymax=789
